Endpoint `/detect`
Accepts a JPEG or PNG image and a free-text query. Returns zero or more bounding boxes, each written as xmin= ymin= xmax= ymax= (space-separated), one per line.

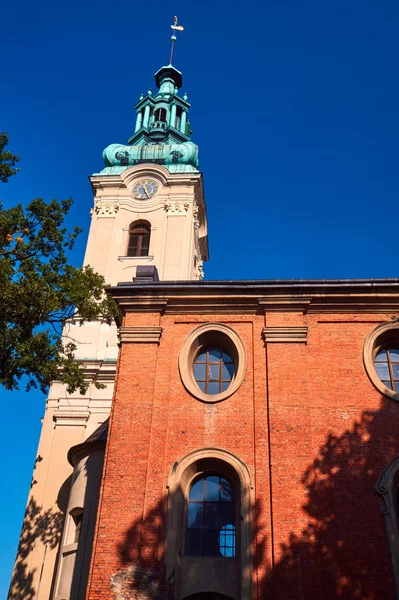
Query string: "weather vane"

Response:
xmin=170 ymin=16 xmax=184 ymax=65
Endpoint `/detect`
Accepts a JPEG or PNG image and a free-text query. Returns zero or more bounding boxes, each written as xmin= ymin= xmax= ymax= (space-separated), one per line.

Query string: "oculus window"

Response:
xmin=194 ymin=347 xmax=235 ymax=395
xmin=364 ymin=322 xmax=399 ymax=401
xmin=179 ymin=323 xmax=247 ymax=403
xmin=186 ymin=475 xmax=236 ymax=557
xmin=375 ymin=347 xmax=399 ymax=392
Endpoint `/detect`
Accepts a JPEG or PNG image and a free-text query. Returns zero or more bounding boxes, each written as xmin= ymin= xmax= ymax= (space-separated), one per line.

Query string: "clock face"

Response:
xmin=132 ymin=179 xmax=160 ymax=199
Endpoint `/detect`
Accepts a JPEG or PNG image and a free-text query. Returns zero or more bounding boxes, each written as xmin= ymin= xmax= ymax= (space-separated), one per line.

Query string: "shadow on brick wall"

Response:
xmin=112 ymin=400 xmax=399 ymax=599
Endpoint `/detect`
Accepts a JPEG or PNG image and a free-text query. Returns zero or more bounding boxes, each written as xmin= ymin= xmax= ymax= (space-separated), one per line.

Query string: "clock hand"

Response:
xmin=143 ymin=184 xmax=150 ymax=198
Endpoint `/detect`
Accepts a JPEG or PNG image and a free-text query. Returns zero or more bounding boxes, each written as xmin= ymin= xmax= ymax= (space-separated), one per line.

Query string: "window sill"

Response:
xmin=61 ymin=542 xmax=78 ymax=555
xmin=118 ymin=255 xmax=154 ymax=262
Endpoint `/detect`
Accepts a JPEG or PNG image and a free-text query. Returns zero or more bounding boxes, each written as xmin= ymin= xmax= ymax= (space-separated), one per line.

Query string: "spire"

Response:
xmin=96 ymin=19 xmax=200 ymax=175
xmin=169 ymin=16 xmax=184 ymax=65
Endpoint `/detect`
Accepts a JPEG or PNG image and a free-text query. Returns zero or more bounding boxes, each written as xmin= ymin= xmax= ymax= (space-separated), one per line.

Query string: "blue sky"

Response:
xmin=1 ymin=0 xmax=399 ymax=594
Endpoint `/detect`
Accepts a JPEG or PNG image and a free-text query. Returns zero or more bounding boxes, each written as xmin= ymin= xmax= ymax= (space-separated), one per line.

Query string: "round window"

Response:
xmin=374 ymin=346 xmax=399 ymax=392
xmin=363 ymin=321 xmax=399 ymax=401
xmin=194 ymin=347 xmax=235 ymax=395
xmin=179 ymin=323 xmax=247 ymax=403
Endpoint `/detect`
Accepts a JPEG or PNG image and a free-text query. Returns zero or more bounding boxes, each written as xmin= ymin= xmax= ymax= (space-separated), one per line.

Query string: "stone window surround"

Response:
xmin=179 ymin=323 xmax=247 ymax=404
xmin=375 ymin=455 xmax=399 ymax=599
xmin=363 ymin=321 xmax=399 ymax=402
xmin=165 ymin=448 xmax=253 ymax=600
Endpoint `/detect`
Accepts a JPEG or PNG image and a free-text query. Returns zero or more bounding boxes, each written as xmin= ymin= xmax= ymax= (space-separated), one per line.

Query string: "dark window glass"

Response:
xmin=186 ymin=475 xmax=236 ymax=557
xmin=194 ymin=346 xmax=235 ymax=395
xmin=128 ymin=223 xmax=150 ymax=257
xmin=154 ymin=108 xmax=167 ymax=122
xmin=375 ymin=346 xmax=399 ymax=392
xmin=71 ymin=509 xmax=83 ymax=544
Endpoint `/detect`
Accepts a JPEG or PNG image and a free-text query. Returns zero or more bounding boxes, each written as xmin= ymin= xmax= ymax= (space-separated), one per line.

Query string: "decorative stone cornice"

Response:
xmin=109 ymin=280 xmax=399 ymax=316
xmin=262 ymin=326 xmax=308 ymax=343
xmin=80 ymin=359 xmax=117 ymax=381
xmin=119 ymin=326 xmax=162 ymax=343
xmin=164 ymin=200 xmax=189 ymax=215
xmin=92 ymin=201 xmax=120 ymax=217
xmin=258 ymin=296 xmax=312 ymax=313
xmin=53 ymin=411 xmax=90 ymax=427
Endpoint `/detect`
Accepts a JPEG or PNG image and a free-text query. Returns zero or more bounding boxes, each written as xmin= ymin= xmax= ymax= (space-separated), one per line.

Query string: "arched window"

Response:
xmin=175 ymin=106 xmax=183 ymax=130
xmin=127 ymin=222 xmax=150 ymax=257
xmin=186 ymin=474 xmax=236 ymax=557
xmin=154 ymin=108 xmax=167 ymax=122
xmin=165 ymin=449 xmax=252 ymax=599
xmin=375 ymin=455 xmax=399 ymax=598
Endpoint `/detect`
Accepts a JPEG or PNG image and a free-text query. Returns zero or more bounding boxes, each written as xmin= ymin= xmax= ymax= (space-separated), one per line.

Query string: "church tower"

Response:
xmin=85 ymin=62 xmax=208 ymax=285
xmin=8 ymin=41 xmax=208 ymax=599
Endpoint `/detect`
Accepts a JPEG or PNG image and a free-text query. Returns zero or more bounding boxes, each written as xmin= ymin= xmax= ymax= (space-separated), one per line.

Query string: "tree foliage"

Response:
xmin=0 ymin=132 xmax=20 ymax=182
xmin=0 ymin=134 xmax=116 ymax=394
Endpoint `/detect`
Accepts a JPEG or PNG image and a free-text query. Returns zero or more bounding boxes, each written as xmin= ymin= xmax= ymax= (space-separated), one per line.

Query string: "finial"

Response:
xmin=183 ymin=92 xmax=188 ymax=102
xmin=170 ymin=16 xmax=184 ymax=65
xmin=148 ymin=88 xmax=153 ymax=96
xmin=140 ymin=93 xmax=144 ymax=100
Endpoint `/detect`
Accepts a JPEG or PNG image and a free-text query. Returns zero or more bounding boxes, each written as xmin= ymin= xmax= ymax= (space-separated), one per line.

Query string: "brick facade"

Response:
xmin=85 ymin=281 xmax=399 ymax=600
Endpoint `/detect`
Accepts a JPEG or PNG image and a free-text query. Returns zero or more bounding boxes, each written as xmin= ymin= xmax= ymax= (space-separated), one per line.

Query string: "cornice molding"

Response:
xmin=119 ymin=326 xmax=162 ymax=343
xmin=110 ymin=289 xmax=399 ymax=316
xmin=262 ymin=326 xmax=308 ymax=343
xmin=53 ymin=410 xmax=90 ymax=427
xmin=258 ymin=296 xmax=312 ymax=313
xmin=79 ymin=359 xmax=117 ymax=381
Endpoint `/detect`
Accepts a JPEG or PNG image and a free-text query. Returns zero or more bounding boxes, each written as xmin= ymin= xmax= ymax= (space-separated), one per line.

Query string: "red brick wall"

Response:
xmin=86 ymin=311 xmax=398 ymax=600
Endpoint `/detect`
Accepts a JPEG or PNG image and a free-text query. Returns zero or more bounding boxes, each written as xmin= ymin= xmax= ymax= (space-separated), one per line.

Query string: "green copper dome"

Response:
xmin=95 ymin=64 xmax=199 ymax=175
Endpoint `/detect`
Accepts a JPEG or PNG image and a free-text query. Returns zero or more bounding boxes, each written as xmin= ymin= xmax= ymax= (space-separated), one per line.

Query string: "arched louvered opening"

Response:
xmin=154 ymin=107 xmax=167 ymax=122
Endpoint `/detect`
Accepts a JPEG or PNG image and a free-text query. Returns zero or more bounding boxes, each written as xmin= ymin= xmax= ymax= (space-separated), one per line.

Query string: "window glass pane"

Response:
xmin=188 ymin=504 xmax=203 ymax=529
xmin=220 ymin=479 xmax=234 ymax=502
xmin=207 ymin=381 xmax=220 ymax=395
xmin=220 ymin=502 xmax=234 ymax=527
xmin=222 ymin=546 xmax=235 ymax=558
xmin=219 ymin=524 xmax=236 ymax=557
xmin=392 ymin=364 xmax=399 ymax=380
xmin=375 ymin=349 xmax=388 ymax=361
xmin=221 ymin=381 xmax=230 ymax=392
xmin=389 ymin=348 xmax=399 ymax=361
xmin=197 ymin=381 xmax=206 ymax=393
xmin=194 ymin=363 xmax=206 ymax=381
xmin=222 ymin=362 xmax=235 ymax=380
xmin=202 ymin=530 xmax=219 ymax=556
xmin=205 ymin=476 xmax=220 ymax=501
xmin=383 ymin=381 xmax=392 ymax=390
xmin=196 ymin=352 xmax=207 ymax=363
xmin=209 ymin=364 xmax=220 ymax=380
xmin=222 ymin=352 xmax=233 ymax=363
xmin=375 ymin=363 xmax=390 ymax=380
xmin=186 ymin=530 xmax=202 ymax=556
xmin=204 ymin=503 xmax=219 ymax=529
xmin=190 ymin=479 xmax=204 ymax=501
xmin=394 ymin=381 xmax=399 ymax=392
xmin=208 ymin=347 xmax=221 ymax=361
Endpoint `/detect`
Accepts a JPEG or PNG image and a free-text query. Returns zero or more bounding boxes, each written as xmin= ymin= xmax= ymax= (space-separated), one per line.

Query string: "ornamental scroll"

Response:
xmin=164 ymin=201 xmax=189 ymax=216
xmin=92 ymin=201 xmax=120 ymax=218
